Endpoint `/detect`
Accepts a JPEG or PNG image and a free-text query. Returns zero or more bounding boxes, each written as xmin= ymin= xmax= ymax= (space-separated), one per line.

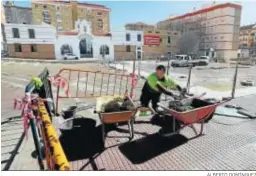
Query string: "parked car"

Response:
xmin=1 ymin=51 xmax=8 ymax=58
xmin=63 ymin=53 xmax=78 ymax=60
xmin=197 ymin=56 xmax=210 ymax=66
xmin=171 ymin=55 xmax=198 ymax=67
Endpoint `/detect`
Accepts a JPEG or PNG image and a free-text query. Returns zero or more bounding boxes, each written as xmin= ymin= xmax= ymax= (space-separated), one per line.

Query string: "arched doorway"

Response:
xmin=79 ymin=38 xmax=93 ymax=58
xmin=61 ymin=44 xmax=73 ymax=55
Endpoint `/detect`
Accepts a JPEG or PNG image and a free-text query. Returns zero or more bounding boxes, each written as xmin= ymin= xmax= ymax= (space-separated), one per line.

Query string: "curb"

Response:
xmin=1 ymin=58 xmax=100 ymax=64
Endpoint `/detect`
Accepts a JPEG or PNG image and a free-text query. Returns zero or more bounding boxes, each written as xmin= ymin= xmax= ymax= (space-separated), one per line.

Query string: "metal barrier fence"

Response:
xmin=25 ymin=68 xmax=70 ymax=170
xmin=55 ymin=68 xmax=131 ymax=113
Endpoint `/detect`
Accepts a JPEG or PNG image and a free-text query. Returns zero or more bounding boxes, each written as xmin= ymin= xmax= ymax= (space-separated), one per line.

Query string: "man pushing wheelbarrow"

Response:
xmin=139 ymin=65 xmax=230 ymax=137
xmin=139 ymin=65 xmax=188 ymax=136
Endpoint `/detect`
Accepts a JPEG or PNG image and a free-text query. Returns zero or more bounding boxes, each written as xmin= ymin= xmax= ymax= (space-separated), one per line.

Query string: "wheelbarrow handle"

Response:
xmin=183 ymin=92 xmax=206 ymax=99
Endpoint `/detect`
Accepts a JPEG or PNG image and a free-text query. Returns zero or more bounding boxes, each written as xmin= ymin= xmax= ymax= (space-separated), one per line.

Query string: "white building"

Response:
xmin=4 ymin=23 xmax=56 ymax=59
xmin=1 ymin=24 xmax=7 ymax=54
xmin=111 ymin=30 xmax=144 ymax=60
xmin=238 ymin=48 xmax=250 ymax=58
xmin=55 ymin=20 xmax=114 ymax=60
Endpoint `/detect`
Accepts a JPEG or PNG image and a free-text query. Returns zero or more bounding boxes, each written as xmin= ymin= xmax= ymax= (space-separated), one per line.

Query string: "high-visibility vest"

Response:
xmin=147 ymin=73 xmax=177 ymax=92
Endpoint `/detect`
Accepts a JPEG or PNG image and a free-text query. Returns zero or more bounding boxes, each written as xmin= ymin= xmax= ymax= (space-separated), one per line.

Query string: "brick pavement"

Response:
xmin=58 ymin=95 xmax=256 ymax=170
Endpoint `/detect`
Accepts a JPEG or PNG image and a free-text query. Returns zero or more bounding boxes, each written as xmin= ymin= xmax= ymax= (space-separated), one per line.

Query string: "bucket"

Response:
xmin=62 ymin=106 xmax=77 ymax=119
xmin=59 ymin=118 xmax=74 ymax=130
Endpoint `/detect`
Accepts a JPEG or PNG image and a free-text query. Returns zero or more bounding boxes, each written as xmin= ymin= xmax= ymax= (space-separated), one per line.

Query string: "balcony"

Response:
xmin=44 ymin=18 xmax=51 ymax=24
xmin=57 ymin=26 xmax=63 ymax=31
xmin=43 ymin=8 xmax=50 ymax=12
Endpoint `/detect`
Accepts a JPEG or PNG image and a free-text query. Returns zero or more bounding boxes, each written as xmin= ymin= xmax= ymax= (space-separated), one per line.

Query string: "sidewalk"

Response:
xmin=1 ymin=57 xmax=100 ymax=64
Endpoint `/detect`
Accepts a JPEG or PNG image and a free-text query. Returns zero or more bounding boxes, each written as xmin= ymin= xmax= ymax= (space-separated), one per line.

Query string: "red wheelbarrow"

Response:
xmin=157 ymin=93 xmax=231 ymax=139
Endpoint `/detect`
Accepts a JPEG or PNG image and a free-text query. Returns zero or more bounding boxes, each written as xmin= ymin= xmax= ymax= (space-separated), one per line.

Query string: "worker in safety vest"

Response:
xmin=140 ymin=65 xmax=185 ymax=112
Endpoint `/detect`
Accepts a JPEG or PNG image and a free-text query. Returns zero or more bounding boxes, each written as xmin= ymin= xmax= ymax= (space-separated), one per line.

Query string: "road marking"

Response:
xmin=1 ymin=80 xmax=25 ymax=88
xmin=1 ymin=75 xmax=30 ymax=82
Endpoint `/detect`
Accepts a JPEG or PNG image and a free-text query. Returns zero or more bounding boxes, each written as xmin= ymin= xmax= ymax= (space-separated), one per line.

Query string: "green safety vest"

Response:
xmin=147 ymin=73 xmax=177 ymax=92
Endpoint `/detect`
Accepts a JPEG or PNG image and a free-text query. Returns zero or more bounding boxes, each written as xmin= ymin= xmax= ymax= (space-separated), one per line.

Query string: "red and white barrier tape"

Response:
xmin=14 ymin=93 xmax=38 ymax=138
xmin=129 ymin=73 xmax=139 ymax=100
xmin=14 ymin=93 xmax=51 ymax=138
xmin=48 ymin=74 xmax=69 ymax=97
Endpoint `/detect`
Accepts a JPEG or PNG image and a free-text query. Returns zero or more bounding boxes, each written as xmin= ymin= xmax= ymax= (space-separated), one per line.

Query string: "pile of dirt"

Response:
xmin=168 ymin=101 xmax=194 ymax=112
xmin=104 ymin=97 xmax=134 ymax=113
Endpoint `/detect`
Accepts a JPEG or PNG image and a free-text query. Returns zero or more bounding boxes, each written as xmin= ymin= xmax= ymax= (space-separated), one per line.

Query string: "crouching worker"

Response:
xmin=140 ymin=65 xmax=186 ymax=136
xmin=140 ymin=65 xmax=185 ymax=112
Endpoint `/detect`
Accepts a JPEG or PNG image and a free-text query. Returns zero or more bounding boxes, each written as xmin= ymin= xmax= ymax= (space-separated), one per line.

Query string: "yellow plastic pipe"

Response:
xmin=38 ymin=100 xmax=71 ymax=171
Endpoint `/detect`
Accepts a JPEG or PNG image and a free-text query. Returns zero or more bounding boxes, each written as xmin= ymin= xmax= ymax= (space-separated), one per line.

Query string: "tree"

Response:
xmin=177 ymin=31 xmax=200 ymax=54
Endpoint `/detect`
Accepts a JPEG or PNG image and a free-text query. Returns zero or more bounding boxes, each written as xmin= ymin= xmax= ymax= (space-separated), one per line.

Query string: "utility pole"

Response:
xmin=231 ymin=60 xmax=238 ymax=98
xmin=186 ymin=66 xmax=192 ymax=94
xmin=167 ymin=54 xmax=171 ymax=76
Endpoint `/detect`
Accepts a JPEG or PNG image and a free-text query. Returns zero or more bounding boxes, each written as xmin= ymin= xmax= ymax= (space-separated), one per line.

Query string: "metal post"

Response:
xmin=186 ymin=66 xmax=192 ymax=94
xmin=231 ymin=61 xmax=238 ymax=98
xmin=130 ymin=57 xmax=136 ymax=99
xmin=122 ymin=57 xmax=125 ymax=74
xmin=132 ymin=57 xmax=136 ymax=75
xmin=30 ymin=119 xmax=45 ymax=170
xmin=138 ymin=56 xmax=141 ymax=77
xmin=167 ymin=55 xmax=170 ymax=76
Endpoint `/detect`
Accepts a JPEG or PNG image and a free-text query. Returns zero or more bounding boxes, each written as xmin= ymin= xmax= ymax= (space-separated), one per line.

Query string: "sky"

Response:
xmin=8 ymin=0 xmax=256 ymax=30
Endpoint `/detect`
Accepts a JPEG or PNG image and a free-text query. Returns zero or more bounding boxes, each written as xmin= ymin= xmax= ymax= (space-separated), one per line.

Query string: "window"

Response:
xmin=14 ymin=44 xmax=22 ymax=52
xmin=160 ymin=38 xmax=162 ymax=43
xmin=126 ymin=33 xmax=130 ymax=41
xmin=61 ymin=44 xmax=73 ymax=55
xmin=12 ymin=28 xmax=20 ymax=38
xmin=137 ymin=34 xmax=141 ymax=42
xmin=156 ymin=31 xmax=160 ymax=34
xmin=174 ymin=32 xmax=177 ymax=35
xmin=31 ymin=44 xmax=37 ymax=52
xmin=126 ymin=45 xmax=131 ymax=52
xmin=168 ymin=36 xmax=171 ymax=44
xmin=148 ymin=31 xmax=152 ymax=33
xmin=23 ymin=22 xmax=27 ymax=24
xmin=28 ymin=29 xmax=35 ymax=39
xmin=35 ymin=4 xmax=38 ymax=8
xmin=97 ymin=25 xmax=103 ymax=30
xmin=100 ymin=45 xmax=109 ymax=55
xmin=97 ymin=12 xmax=102 ymax=16
xmin=43 ymin=5 xmax=47 ymax=8
xmin=56 ymin=14 xmax=61 ymax=19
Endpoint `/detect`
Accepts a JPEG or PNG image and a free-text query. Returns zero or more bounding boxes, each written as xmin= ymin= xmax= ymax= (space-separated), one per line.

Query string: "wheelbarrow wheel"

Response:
xmin=203 ymin=111 xmax=214 ymax=123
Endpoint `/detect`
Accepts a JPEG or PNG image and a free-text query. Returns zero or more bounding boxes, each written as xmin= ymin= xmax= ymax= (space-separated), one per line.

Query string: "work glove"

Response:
xmin=172 ymin=94 xmax=181 ymax=100
xmin=179 ymin=88 xmax=187 ymax=98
